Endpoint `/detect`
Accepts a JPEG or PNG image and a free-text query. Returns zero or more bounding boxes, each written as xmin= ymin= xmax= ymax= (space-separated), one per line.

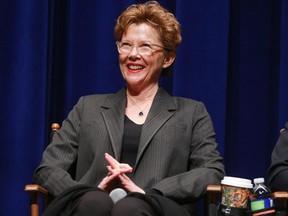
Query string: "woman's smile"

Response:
xmin=127 ymin=63 xmax=145 ymax=72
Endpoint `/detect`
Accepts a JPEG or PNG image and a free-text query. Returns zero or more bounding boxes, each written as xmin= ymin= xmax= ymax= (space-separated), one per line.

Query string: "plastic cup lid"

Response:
xmin=221 ymin=176 xmax=253 ymax=188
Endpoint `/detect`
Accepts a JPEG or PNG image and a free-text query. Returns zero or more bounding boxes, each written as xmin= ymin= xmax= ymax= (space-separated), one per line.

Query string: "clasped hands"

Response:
xmin=98 ymin=153 xmax=145 ymax=194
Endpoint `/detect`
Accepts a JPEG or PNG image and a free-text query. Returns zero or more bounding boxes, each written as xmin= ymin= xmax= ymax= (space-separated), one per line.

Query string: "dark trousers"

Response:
xmin=74 ymin=191 xmax=157 ymax=216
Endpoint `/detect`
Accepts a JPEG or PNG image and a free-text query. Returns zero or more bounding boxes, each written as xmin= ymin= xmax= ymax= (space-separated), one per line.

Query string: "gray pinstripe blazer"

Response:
xmin=34 ymin=88 xmax=225 ymax=212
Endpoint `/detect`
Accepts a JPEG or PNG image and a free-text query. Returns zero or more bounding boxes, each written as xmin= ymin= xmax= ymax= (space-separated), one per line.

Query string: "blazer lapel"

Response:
xmin=101 ymin=89 xmax=126 ymax=161
xmin=135 ymin=88 xmax=177 ymax=167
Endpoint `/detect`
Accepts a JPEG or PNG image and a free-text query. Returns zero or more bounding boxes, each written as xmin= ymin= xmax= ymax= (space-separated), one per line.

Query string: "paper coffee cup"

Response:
xmin=221 ymin=176 xmax=253 ymax=208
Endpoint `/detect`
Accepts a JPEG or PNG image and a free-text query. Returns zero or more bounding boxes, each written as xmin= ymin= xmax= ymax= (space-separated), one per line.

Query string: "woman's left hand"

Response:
xmin=105 ymin=153 xmax=145 ymax=194
xmin=117 ymin=173 xmax=145 ymax=194
xmin=105 ymin=153 xmax=133 ymax=174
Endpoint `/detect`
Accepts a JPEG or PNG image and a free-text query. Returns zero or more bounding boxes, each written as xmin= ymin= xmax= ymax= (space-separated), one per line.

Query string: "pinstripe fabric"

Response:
xmin=33 ymin=88 xmax=225 ymax=214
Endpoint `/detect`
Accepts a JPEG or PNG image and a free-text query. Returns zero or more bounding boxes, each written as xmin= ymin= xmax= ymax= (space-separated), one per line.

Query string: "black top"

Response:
xmin=120 ymin=115 xmax=142 ymax=167
xmin=120 ymin=116 xmax=163 ymax=195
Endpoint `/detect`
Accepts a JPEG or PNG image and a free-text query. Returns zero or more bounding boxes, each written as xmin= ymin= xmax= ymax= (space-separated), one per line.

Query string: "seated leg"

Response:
xmin=75 ymin=191 xmax=113 ymax=216
xmin=111 ymin=196 xmax=157 ymax=216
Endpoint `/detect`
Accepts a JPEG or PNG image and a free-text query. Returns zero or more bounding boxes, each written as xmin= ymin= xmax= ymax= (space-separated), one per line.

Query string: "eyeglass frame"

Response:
xmin=116 ymin=41 xmax=172 ymax=56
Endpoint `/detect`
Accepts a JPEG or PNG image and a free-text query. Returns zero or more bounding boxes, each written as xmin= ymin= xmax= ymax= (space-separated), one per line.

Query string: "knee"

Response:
xmin=77 ymin=191 xmax=113 ymax=215
xmin=112 ymin=196 xmax=155 ymax=216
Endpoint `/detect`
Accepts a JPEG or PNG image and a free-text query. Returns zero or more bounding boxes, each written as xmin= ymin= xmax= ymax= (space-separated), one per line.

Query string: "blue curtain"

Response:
xmin=1 ymin=0 xmax=287 ymax=215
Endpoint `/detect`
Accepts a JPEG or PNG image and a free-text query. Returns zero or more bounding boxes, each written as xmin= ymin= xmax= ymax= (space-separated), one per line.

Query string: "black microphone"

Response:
xmin=109 ymin=188 xmax=127 ymax=203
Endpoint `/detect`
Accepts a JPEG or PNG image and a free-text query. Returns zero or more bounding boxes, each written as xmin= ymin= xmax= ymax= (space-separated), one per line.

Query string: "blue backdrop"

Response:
xmin=0 ymin=0 xmax=287 ymax=215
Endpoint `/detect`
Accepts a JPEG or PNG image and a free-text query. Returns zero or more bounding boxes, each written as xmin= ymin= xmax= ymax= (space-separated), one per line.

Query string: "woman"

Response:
xmin=33 ymin=1 xmax=225 ymax=216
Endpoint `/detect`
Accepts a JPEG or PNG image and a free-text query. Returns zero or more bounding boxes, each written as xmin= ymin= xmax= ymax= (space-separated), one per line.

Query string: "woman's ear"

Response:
xmin=163 ymin=52 xmax=176 ymax=68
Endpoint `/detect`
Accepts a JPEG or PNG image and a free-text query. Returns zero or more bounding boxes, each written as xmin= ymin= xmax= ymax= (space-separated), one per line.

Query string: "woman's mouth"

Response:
xmin=128 ymin=64 xmax=144 ymax=70
xmin=127 ymin=64 xmax=145 ymax=73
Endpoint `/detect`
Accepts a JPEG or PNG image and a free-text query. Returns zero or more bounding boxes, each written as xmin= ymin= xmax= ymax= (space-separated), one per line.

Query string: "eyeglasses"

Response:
xmin=116 ymin=41 xmax=168 ymax=56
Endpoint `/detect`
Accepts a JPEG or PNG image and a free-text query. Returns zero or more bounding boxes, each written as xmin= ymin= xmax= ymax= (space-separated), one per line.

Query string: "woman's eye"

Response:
xmin=141 ymin=43 xmax=152 ymax=49
xmin=121 ymin=42 xmax=132 ymax=47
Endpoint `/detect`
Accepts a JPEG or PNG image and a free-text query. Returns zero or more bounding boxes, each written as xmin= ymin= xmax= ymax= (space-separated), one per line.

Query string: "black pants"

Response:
xmin=74 ymin=191 xmax=157 ymax=216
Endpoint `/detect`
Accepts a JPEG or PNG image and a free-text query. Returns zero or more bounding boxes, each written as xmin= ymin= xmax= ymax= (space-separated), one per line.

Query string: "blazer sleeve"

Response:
xmin=33 ymin=97 xmax=84 ymax=196
xmin=268 ymin=122 xmax=288 ymax=191
xmin=153 ymin=102 xmax=225 ymax=201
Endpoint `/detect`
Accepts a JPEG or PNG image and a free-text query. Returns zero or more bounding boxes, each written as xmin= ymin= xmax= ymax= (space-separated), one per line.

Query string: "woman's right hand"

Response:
xmin=98 ymin=170 xmax=121 ymax=192
xmin=98 ymin=153 xmax=133 ymax=192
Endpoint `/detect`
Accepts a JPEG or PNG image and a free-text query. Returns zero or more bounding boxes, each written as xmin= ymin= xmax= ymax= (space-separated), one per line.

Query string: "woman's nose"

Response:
xmin=129 ymin=46 xmax=140 ymax=58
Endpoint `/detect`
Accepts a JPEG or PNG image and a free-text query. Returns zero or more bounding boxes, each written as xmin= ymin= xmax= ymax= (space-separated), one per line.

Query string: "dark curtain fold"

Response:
xmin=0 ymin=0 xmax=287 ymax=215
xmin=0 ymin=1 xmax=49 ymax=215
xmin=225 ymin=0 xmax=288 ymax=178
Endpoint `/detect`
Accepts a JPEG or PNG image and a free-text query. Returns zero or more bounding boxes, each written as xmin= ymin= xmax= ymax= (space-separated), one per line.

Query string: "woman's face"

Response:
xmin=118 ymin=23 xmax=175 ymax=90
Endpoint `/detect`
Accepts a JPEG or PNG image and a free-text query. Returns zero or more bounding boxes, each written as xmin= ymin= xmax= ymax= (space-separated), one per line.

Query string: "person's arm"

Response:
xmin=268 ymin=122 xmax=288 ymax=191
xmin=33 ymin=97 xmax=84 ymax=196
xmin=153 ymin=102 xmax=225 ymax=201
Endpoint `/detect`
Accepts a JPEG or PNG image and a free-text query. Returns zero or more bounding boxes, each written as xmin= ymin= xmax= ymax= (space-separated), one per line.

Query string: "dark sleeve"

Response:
xmin=268 ymin=122 xmax=288 ymax=191
xmin=153 ymin=102 xmax=225 ymax=200
xmin=144 ymin=188 xmax=163 ymax=196
xmin=33 ymin=97 xmax=84 ymax=196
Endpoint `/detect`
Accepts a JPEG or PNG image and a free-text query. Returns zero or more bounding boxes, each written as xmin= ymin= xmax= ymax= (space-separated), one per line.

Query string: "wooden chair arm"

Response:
xmin=25 ymin=184 xmax=49 ymax=195
xmin=205 ymin=185 xmax=222 ymax=216
xmin=273 ymin=191 xmax=288 ymax=199
xmin=207 ymin=184 xmax=222 ymax=193
xmin=206 ymin=184 xmax=222 ymax=205
xmin=25 ymin=184 xmax=49 ymax=216
xmin=25 ymin=123 xmax=59 ymax=216
xmin=272 ymin=191 xmax=288 ymax=213
xmin=206 ymin=185 xmax=288 ymax=199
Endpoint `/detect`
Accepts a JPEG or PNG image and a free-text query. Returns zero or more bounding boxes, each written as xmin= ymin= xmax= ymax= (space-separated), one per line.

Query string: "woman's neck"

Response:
xmin=126 ymin=84 xmax=159 ymax=102
xmin=125 ymin=85 xmax=158 ymax=124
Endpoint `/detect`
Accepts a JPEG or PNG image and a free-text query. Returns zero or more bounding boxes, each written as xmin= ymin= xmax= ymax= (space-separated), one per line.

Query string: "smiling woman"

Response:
xmin=114 ymin=1 xmax=181 ymax=77
xmin=118 ymin=22 xmax=176 ymax=124
xmin=32 ymin=1 xmax=225 ymax=216
xmin=2 ymin=0 xmax=288 ymax=215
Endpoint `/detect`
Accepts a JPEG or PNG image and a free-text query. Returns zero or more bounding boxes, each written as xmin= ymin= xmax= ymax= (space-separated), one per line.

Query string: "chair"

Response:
xmin=205 ymin=184 xmax=222 ymax=215
xmin=25 ymin=122 xmax=220 ymax=216
xmin=26 ymin=123 xmax=288 ymax=216
xmin=25 ymin=123 xmax=60 ymax=216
